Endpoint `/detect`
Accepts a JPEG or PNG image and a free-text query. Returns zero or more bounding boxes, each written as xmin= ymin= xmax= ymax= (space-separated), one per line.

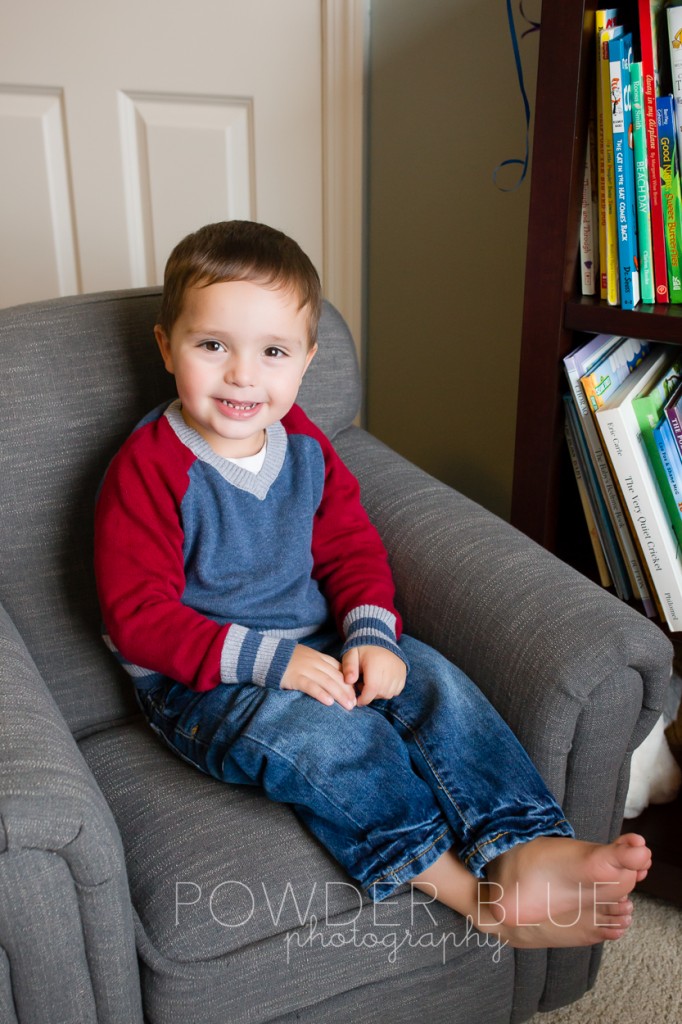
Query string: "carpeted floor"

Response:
xmin=528 ymin=893 xmax=682 ymax=1023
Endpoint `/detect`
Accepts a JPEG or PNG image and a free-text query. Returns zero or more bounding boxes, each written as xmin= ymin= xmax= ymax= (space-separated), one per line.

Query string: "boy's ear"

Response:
xmin=154 ymin=325 xmax=175 ymax=375
xmin=302 ymin=343 xmax=318 ymax=378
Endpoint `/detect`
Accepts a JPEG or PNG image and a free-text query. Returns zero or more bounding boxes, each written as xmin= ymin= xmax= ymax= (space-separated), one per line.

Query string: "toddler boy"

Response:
xmin=95 ymin=220 xmax=650 ymax=948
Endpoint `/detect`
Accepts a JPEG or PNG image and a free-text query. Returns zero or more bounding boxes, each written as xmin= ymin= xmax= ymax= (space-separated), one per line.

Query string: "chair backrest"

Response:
xmin=0 ymin=288 xmax=360 ymax=737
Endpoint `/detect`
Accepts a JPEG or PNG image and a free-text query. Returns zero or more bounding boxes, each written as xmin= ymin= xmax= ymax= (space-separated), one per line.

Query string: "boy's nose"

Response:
xmin=225 ymin=354 xmax=254 ymax=387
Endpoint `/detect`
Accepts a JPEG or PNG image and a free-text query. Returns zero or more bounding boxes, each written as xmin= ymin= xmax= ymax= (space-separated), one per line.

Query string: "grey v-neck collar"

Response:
xmin=164 ymin=399 xmax=287 ymax=500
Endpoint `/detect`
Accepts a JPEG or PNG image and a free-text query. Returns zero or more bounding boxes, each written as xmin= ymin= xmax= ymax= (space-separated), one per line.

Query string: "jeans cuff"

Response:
xmin=364 ymin=826 xmax=455 ymax=902
xmin=461 ymin=817 xmax=575 ymax=879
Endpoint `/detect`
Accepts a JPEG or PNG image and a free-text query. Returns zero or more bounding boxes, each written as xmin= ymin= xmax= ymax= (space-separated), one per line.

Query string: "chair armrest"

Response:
xmin=334 ymin=428 xmax=673 ymax=816
xmin=0 ymin=602 xmax=142 ymax=1023
xmin=334 ymin=426 xmax=673 ymax=1018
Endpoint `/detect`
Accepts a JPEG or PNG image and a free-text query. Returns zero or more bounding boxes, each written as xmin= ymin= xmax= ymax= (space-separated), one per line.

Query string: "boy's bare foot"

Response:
xmin=476 ymin=832 xmax=650 ymax=946
xmin=411 ymin=834 xmax=650 ymax=949
xmin=475 ymin=892 xmax=634 ymax=948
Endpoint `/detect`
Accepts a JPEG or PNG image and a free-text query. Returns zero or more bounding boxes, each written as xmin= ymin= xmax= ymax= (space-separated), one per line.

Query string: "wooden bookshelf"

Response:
xmin=510 ymin=0 xmax=682 ymax=900
xmin=512 ymin=0 xmax=682 ymax=551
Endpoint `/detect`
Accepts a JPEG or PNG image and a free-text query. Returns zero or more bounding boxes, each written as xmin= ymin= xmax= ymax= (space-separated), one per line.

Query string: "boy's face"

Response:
xmin=155 ymin=280 xmax=317 ymax=458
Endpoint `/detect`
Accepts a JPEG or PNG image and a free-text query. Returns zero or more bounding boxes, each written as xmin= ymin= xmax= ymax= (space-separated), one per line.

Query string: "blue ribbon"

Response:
xmin=493 ymin=0 xmax=539 ymax=192
xmin=519 ymin=1 xmax=540 ymax=38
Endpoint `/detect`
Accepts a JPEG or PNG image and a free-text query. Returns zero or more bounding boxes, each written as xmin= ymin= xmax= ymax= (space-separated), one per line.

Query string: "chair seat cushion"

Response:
xmin=79 ymin=719 xmax=512 ymax=1023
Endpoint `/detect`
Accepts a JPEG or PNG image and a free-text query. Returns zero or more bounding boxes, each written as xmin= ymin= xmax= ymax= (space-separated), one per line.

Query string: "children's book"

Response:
xmin=656 ymin=95 xmax=682 ymax=302
xmin=595 ymin=9 xmax=621 ymax=300
xmin=599 ymin=20 xmax=625 ymax=304
xmin=638 ymin=0 xmax=670 ymax=301
xmin=595 ymin=347 xmax=682 ymax=631
xmin=580 ymin=108 xmax=599 ymax=295
xmin=664 ymin=378 xmax=682 ymax=459
xmin=632 ymin=357 xmax=682 ymax=548
xmin=564 ymin=333 xmax=655 ymax=612
xmin=631 ymin=61 xmax=656 ymax=303
xmin=609 ymin=33 xmax=641 ymax=308
xmin=580 ymin=334 xmax=650 ymax=413
xmin=564 ymin=395 xmax=613 ymax=587
xmin=653 ymin=415 xmax=682 ymax=538
xmin=667 ymin=5 xmax=682 ymax=165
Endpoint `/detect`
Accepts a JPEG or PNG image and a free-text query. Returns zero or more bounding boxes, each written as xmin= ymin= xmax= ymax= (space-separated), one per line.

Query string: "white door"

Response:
xmin=0 ymin=0 xmax=366 ymax=341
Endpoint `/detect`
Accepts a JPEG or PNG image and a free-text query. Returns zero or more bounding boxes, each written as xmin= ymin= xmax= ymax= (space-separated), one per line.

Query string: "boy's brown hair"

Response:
xmin=157 ymin=220 xmax=322 ymax=347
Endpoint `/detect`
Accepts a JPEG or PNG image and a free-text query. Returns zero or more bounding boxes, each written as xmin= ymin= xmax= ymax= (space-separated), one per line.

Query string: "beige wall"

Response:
xmin=366 ymin=0 xmax=540 ymax=520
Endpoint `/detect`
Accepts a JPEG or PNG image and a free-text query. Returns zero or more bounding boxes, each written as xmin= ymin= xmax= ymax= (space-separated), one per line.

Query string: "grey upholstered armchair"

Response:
xmin=0 ymin=289 xmax=673 ymax=1024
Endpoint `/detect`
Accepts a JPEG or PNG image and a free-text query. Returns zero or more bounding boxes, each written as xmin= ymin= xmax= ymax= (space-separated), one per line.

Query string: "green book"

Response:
xmin=657 ymin=95 xmax=682 ymax=302
xmin=633 ymin=354 xmax=682 ymax=548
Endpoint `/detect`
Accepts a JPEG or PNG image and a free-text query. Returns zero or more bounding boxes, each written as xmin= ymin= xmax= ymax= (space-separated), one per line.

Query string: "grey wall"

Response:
xmin=366 ymin=0 xmax=540 ymax=520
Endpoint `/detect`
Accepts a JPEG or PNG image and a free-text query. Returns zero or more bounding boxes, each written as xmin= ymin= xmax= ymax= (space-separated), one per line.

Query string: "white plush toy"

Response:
xmin=624 ymin=708 xmax=682 ymax=819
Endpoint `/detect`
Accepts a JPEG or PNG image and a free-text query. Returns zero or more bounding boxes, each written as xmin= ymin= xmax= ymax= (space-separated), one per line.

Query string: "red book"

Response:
xmin=638 ymin=0 xmax=669 ymax=302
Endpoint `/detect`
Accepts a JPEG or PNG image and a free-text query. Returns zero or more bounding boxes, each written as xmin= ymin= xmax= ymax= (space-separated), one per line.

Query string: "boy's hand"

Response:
xmin=341 ymin=646 xmax=407 ymax=706
xmin=281 ymin=644 xmax=357 ymax=710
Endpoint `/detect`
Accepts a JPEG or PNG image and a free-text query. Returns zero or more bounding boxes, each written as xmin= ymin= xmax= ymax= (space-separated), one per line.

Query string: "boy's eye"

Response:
xmin=200 ymin=340 xmax=224 ymax=352
xmin=264 ymin=346 xmax=286 ymax=358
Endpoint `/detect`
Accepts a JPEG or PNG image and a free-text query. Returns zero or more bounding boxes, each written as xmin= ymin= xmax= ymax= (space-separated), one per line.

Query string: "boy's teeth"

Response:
xmin=223 ymin=400 xmax=256 ymax=409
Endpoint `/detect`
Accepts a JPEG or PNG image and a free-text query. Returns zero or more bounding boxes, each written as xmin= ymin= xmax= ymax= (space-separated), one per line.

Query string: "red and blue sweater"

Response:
xmin=94 ymin=400 xmax=405 ymax=692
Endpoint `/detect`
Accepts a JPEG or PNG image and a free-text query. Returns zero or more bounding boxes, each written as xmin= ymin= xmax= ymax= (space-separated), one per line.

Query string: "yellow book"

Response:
xmin=597 ymin=16 xmax=623 ymax=305
xmin=595 ymin=9 xmax=619 ymax=300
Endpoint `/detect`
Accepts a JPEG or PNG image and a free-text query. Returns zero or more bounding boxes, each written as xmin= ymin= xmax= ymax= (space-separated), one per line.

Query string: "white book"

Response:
xmin=580 ymin=127 xmax=597 ymax=295
xmin=595 ymin=350 xmax=682 ymax=630
xmin=564 ymin=335 xmax=655 ymax=614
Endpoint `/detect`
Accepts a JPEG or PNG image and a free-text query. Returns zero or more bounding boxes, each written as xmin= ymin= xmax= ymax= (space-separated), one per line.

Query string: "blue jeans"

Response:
xmin=135 ymin=633 xmax=573 ymax=900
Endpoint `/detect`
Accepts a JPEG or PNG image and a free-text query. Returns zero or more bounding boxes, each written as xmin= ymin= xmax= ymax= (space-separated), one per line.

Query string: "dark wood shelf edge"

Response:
xmin=625 ymin=792 xmax=682 ymax=906
xmin=565 ymin=297 xmax=682 ymax=344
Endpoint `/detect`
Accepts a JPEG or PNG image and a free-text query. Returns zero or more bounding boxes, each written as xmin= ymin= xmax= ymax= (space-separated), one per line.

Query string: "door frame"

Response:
xmin=322 ymin=0 xmax=368 ymax=354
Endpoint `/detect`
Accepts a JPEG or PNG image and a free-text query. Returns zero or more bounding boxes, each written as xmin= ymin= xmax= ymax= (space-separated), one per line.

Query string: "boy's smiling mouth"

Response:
xmin=214 ymin=397 xmax=264 ymax=419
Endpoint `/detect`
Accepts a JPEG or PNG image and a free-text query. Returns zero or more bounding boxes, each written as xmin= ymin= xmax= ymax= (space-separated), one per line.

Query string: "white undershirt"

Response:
xmin=224 ymin=436 xmax=267 ymax=474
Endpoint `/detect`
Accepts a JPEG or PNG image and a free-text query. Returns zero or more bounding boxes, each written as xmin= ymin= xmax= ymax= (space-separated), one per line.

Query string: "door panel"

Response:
xmin=119 ymin=91 xmax=254 ymax=285
xmin=0 ymin=87 xmax=79 ymax=306
xmin=1 ymin=1 xmax=323 ymax=306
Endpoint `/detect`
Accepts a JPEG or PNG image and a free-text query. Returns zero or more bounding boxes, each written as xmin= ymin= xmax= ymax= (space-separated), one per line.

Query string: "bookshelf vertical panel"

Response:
xmin=511 ymin=1 xmax=594 ymax=551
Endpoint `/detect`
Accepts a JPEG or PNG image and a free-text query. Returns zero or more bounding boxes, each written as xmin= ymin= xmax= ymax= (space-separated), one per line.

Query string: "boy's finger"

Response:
xmin=356 ymin=679 xmax=381 ymax=706
xmin=308 ymin=670 xmax=356 ymax=710
xmin=302 ymin=678 xmax=351 ymax=709
xmin=310 ymin=684 xmax=335 ymax=707
xmin=319 ymin=652 xmax=343 ymax=670
xmin=341 ymin=648 xmax=360 ymax=684
xmin=330 ymin=681 xmax=356 ymax=710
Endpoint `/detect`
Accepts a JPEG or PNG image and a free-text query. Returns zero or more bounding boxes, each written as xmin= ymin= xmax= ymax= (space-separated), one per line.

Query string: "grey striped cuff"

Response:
xmin=340 ymin=605 xmax=409 ymax=669
xmin=102 ymin=633 xmax=165 ymax=687
xmin=221 ymin=625 xmax=297 ymax=689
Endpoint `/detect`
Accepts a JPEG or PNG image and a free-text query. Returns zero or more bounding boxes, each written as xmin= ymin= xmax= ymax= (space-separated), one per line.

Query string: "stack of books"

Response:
xmin=564 ymin=332 xmax=682 ymax=629
xmin=581 ymin=3 xmax=682 ymax=307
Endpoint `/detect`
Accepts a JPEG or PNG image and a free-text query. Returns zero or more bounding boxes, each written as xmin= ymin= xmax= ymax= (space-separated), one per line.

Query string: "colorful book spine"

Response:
xmin=564 ymin=396 xmax=612 ymax=587
xmin=565 ymin=334 xmax=655 ymax=612
xmin=581 ymin=335 xmax=650 ymax=413
xmin=595 ymin=9 xmax=621 ymax=300
xmin=631 ymin=62 xmax=656 ymax=303
xmin=667 ymin=6 xmax=682 ymax=168
xmin=664 ymin=378 xmax=682 ymax=459
xmin=609 ymin=33 xmax=641 ymax=308
xmin=653 ymin=415 xmax=682 ymax=536
xmin=595 ymin=349 xmax=682 ymax=630
xmin=657 ymin=95 xmax=682 ymax=302
xmin=580 ymin=108 xmax=598 ymax=295
xmin=638 ymin=0 xmax=669 ymax=302
xmin=632 ymin=357 xmax=682 ymax=549
xmin=600 ymin=22 xmax=625 ymax=304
